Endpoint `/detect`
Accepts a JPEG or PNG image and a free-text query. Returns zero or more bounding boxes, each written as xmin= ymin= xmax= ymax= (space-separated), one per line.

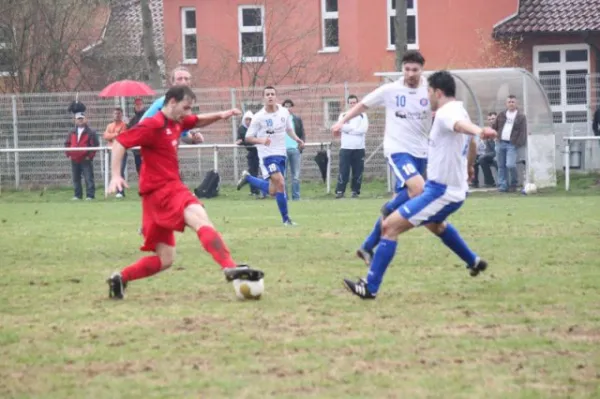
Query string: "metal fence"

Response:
xmin=1 ymin=74 xmax=599 ymax=191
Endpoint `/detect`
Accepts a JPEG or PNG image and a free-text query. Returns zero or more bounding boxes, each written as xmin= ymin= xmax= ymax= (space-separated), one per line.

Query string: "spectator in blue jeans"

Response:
xmin=282 ymin=99 xmax=305 ymax=200
xmin=492 ymin=95 xmax=527 ymax=192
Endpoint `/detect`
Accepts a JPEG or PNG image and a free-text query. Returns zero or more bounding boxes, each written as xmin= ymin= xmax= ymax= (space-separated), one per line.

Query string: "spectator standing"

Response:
xmin=236 ymin=111 xmax=263 ymax=197
xmin=282 ymin=99 xmax=305 ymax=201
xmin=492 ymin=95 xmax=527 ymax=192
xmin=65 ymin=112 xmax=99 ymax=200
xmin=103 ymin=107 xmax=128 ymax=197
xmin=127 ymin=98 xmax=147 ymax=174
xmin=335 ymin=94 xmax=369 ymax=198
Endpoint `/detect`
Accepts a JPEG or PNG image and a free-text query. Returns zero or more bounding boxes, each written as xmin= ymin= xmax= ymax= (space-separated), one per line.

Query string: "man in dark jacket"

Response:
xmin=127 ymin=98 xmax=147 ymax=174
xmin=593 ymin=107 xmax=600 ymax=137
xmin=282 ymin=99 xmax=305 ymax=200
xmin=65 ymin=112 xmax=99 ymax=200
xmin=235 ymin=111 xmax=262 ymax=197
xmin=492 ymin=95 xmax=527 ymax=192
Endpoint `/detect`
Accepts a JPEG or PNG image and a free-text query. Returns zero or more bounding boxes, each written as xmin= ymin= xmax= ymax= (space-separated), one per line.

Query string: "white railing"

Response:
xmin=563 ymin=136 xmax=600 ymax=191
xmin=0 ymin=142 xmax=333 ymax=197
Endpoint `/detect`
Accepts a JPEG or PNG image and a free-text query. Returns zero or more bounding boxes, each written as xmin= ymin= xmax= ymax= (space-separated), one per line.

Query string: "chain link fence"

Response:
xmin=1 ymin=73 xmax=599 ymax=191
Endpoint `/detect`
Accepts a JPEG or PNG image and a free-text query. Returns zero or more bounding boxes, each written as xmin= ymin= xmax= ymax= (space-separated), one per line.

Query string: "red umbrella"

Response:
xmin=98 ymin=80 xmax=156 ymax=97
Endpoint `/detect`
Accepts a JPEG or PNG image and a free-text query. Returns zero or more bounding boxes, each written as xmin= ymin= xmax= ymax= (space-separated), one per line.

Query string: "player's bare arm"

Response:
xmin=193 ymin=109 xmax=241 ymax=128
xmin=286 ymin=128 xmax=304 ymax=149
xmin=454 ymin=120 xmax=497 ymax=140
xmin=108 ymin=141 xmax=128 ymax=194
xmin=331 ymin=103 xmax=369 ymax=135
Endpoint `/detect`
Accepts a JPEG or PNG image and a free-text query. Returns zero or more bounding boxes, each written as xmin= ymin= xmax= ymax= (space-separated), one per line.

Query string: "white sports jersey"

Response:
xmin=245 ymin=105 xmax=293 ymax=159
xmin=362 ymin=76 xmax=432 ymax=158
xmin=427 ymin=100 xmax=471 ymax=195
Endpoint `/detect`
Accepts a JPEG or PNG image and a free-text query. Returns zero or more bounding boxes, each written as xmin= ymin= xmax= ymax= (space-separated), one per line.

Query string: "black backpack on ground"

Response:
xmin=194 ymin=170 xmax=221 ymax=198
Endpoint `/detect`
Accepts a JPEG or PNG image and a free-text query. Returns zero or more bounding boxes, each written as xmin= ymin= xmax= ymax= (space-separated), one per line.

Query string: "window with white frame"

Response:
xmin=534 ymin=44 xmax=590 ymax=124
xmin=388 ymin=0 xmax=418 ymax=50
xmin=238 ymin=6 xmax=265 ymax=62
xmin=0 ymin=25 xmax=13 ymax=75
xmin=323 ymin=98 xmax=342 ymax=127
xmin=181 ymin=7 xmax=197 ymax=63
xmin=321 ymin=0 xmax=339 ymax=51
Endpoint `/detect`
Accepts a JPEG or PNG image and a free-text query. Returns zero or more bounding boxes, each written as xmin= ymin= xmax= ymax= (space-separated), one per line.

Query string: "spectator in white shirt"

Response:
xmin=334 ymin=95 xmax=369 ymax=198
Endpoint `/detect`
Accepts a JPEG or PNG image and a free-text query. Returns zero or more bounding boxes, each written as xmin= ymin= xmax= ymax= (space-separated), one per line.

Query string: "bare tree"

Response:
xmin=0 ymin=0 xmax=112 ymax=93
xmin=140 ymin=0 xmax=161 ymax=88
xmin=199 ymin=0 xmax=355 ymax=91
xmin=476 ymin=29 xmax=524 ymax=68
xmin=394 ymin=0 xmax=407 ymax=71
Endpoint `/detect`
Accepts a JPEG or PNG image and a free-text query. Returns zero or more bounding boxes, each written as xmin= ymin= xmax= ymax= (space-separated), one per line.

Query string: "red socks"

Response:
xmin=121 ymin=256 xmax=162 ymax=283
xmin=197 ymin=226 xmax=236 ymax=269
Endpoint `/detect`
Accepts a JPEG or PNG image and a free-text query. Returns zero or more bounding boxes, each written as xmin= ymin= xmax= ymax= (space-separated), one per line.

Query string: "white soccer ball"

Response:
xmin=232 ymin=278 xmax=264 ymax=300
xmin=523 ymin=183 xmax=538 ymax=195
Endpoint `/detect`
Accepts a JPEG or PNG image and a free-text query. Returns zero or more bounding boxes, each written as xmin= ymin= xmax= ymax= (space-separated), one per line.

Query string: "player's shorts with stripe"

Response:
xmin=388 ymin=152 xmax=427 ymax=192
xmin=398 ymin=181 xmax=466 ymax=226
xmin=260 ymin=155 xmax=287 ymax=179
xmin=140 ymin=181 xmax=201 ymax=252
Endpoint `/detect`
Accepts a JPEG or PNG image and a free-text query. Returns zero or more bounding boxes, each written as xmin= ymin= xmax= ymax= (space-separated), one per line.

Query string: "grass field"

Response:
xmin=1 ymin=177 xmax=600 ymax=398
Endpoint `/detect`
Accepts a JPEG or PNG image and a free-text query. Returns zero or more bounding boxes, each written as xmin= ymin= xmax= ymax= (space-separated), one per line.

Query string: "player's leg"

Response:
xmin=183 ymin=203 xmax=264 ymax=281
xmin=237 ymin=156 xmax=270 ymax=194
xmin=357 ymin=155 xmax=425 ymax=264
xmin=425 ymin=222 xmax=487 ymax=277
xmin=107 ymin=223 xmax=176 ymax=299
xmin=344 ymin=208 xmax=414 ymax=299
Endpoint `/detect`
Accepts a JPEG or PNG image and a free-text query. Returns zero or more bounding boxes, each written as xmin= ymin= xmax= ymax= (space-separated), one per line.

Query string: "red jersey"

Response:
xmin=116 ymin=112 xmax=198 ymax=195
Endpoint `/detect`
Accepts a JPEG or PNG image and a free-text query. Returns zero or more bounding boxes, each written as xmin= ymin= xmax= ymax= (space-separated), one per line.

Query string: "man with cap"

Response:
xmin=236 ymin=110 xmax=264 ymax=197
xmin=65 ymin=112 xmax=99 ymax=200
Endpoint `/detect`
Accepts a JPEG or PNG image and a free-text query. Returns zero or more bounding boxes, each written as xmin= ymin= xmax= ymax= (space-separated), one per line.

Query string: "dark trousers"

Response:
xmin=473 ymin=155 xmax=497 ymax=187
xmin=71 ymin=159 xmax=95 ymax=199
xmin=247 ymin=149 xmax=260 ymax=195
xmin=336 ymin=148 xmax=365 ymax=195
xmin=133 ymin=150 xmax=142 ymax=175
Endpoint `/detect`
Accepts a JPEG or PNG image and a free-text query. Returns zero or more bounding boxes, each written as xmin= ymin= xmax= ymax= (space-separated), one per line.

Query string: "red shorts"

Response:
xmin=140 ymin=182 xmax=202 ymax=252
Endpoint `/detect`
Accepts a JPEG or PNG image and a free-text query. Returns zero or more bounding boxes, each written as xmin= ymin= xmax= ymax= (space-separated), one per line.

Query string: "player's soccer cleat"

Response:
xmin=107 ymin=272 xmax=126 ymax=299
xmin=283 ymin=219 xmax=297 ymax=226
xmin=356 ymin=247 xmax=373 ymax=266
xmin=468 ymin=258 xmax=488 ymax=277
xmin=223 ymin=264 xmax=264 ymax=282
xmin=343 ymin=278 xmax=376 ymax=300
xmin=236 ymin=170 xmax=250 ymax=191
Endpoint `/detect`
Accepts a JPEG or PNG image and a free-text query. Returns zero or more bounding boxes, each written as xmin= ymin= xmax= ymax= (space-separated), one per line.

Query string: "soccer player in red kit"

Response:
xmin=106 ymin=85 xmax=264 ymax=299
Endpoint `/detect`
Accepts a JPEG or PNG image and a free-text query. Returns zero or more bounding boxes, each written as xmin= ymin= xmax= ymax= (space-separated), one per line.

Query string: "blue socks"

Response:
xmin=438 ymin=223 xmax=477 ymax=267
xmin=246 ymin=175 xmax=269 ymax=194
xmin=383 ymin=189 xmax=410 ymax=215
xmin=362 ymin=218 xmax=382 ymax=253
xmin=275 ymin=192 xmax=289 ymax=222
xmin=362 ymin=189 xmax=411 ymax=253
xmin=366 ymin=239 xmax=397 ymax=294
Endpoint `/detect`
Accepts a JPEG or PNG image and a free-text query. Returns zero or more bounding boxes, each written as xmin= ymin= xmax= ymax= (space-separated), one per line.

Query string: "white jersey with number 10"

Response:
xmin=361 ymin=76 xmax=432 ymax=158
xmin=245 ymin=105 xmax=293 ymax=160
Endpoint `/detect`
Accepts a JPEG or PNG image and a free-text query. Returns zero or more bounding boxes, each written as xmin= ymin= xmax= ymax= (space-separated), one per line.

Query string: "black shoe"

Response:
xmin=107 ymin=272 xmax=126 ymax=299
xmin=223 ymin=264 xmax=264 ymax=282
xmin=343 ymin=278 xmax=376 ymax=299
xmin=335 ymin=192 xmax=344 ymax=199
xmin=356 ymin=247 xmax=373 ymax=266
xmin=351 ymin=192 xmax=359 ymax=198
xmin=236 ymin=170 xmax=250 ymax=191
xmin=468 ymin=258 xmax=488 ymax=277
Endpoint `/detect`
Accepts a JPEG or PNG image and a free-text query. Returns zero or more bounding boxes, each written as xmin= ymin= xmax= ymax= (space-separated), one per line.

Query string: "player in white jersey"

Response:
xmin=332 ymin=51 xmax=432 ymax=265
xmin=342 ymin=70 xmax=497 ymax=300
xmin=237 ymin=86 xmax=305 ymax=225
